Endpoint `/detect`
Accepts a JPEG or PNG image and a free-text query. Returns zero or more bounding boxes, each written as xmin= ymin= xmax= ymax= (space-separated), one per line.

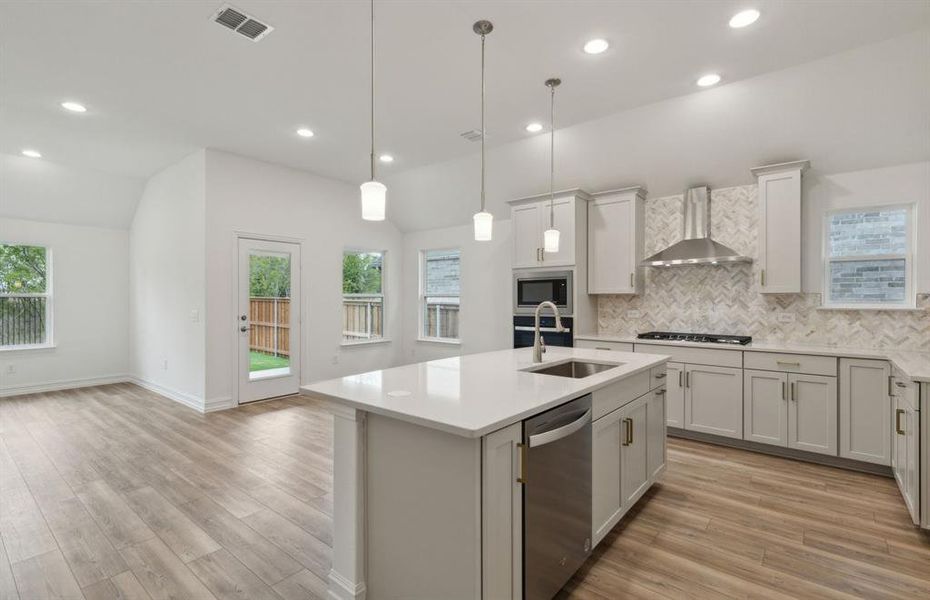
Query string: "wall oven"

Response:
xmin=513 ymin=270 xmax=573 ymax=316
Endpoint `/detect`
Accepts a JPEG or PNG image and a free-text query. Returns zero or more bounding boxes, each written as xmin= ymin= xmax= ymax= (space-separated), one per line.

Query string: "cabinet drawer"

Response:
xmin=575 ymin=339 xmax=633 ymax=352
xmin=744 ymin=351 xmax=836 ymax=376
xmin=635 ymin=343 xmax=741 ymax=368
xmin=592 ymin=370 xmax=650 ymax=421
xmin=650 ymin=365 xmax=668 ymax=390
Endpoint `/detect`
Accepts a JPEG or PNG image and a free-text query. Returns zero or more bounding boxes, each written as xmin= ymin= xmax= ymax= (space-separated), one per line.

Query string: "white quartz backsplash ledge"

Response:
xmin=301 ymin=347 xmax=668 ymax=438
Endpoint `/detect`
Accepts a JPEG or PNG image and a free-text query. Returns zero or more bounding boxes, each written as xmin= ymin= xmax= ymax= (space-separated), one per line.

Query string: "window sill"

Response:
xmin=818 ymin=305 xmax=922 ymax=312
xmin=417 ymin=337 xmax=461 ymax=346
xmin=0 ymin=343 xmax=56 ymax=353
xmin=340 ymin=338 xmax=392 ymax=348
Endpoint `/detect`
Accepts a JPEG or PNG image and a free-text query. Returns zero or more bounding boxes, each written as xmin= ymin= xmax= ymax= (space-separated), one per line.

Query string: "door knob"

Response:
xmin=240 ymin=314 xmax=247 ymax=321
xmin=240 ymin=325 xmax=249 ymax=332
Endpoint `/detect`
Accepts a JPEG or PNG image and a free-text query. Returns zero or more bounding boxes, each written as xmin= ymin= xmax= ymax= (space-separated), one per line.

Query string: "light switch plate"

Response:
xmin=776 ymin=312 xmax=795 ymax=323
xmin=626 ymin=310 xmax=642 ymax=319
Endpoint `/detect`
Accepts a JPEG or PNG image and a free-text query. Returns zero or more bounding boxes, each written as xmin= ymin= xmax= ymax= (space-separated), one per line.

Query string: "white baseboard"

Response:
xmin=0 ymin=374 xmax=130 ymax=398
xmin=130 ymin=377 xmax=205 ymax=413
xmin=204 ymin=396 xmax=236 ymax=413
xmin=328 ymin=570 xmax=366 ymax=600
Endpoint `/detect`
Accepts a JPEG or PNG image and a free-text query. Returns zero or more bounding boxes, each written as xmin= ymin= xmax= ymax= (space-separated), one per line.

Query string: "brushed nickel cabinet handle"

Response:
xmin=782 ymin=381 xmax=786 ymax=400
xmin=655 ymin=372 xmax=667 ymax=379
xmin=685 ymin=371 xmax=690 ymax=388
xmin=678 ymin=370 xmax=683 ymax=387
xmin=655 ymin=389 xmax=666 ymax=396
xmin=895 ymin=381 xmax=907 ymax=388
xmin=630 ymin=272 xmax=634 ymax=288
xmin=516 ymin=442 xmax=527 ymax=484
xmin=761 ymin=269 xmax=766 ymax=287
xmin=622 ymin=418 xmax=632 ymax=446
xmin=790 ymin=381 xmax=796 ymax=401
xmin=888 ymin=375 xmax=895 ymax=397
xmin=776 ymin=360 xmax=801 ymax=368
xmin=629 ymin=418 xmax=634 ymax=446
xmin=895 ymin=409 xmax=905 ymax=435
xmin=595 ymin=347 xmax=612 ymax=351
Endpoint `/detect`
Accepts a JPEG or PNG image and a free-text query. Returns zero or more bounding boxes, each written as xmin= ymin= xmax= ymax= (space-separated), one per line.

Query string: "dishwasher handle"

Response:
xmin=528 ymin=409 xmax=591 ymax=448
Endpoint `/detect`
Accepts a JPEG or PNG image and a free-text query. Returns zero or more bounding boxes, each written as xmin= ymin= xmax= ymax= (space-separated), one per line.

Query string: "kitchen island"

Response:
xmin=301 ymin=346 xmax=669 ymax=600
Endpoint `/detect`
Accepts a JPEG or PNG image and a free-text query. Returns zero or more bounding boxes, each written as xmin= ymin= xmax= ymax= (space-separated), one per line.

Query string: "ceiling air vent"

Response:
xmin=213 ymin=5 xmax=273 ymax=42
xmin=460 ymin=129 xmax=484 ymax=142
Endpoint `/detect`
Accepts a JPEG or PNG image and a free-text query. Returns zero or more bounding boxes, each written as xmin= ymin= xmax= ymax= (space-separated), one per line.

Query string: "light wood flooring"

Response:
xmin=1 ymin=384 xmax=927 ymax=600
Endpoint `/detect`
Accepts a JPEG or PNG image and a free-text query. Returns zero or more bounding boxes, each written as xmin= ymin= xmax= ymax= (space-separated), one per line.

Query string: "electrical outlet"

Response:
xmin=776 ymin=312 xmax=796 ymax=324
xmin=190 ymin=309 xmax=200 ymax=323
xmin=626 ymin=310 xmax=642 ymax=319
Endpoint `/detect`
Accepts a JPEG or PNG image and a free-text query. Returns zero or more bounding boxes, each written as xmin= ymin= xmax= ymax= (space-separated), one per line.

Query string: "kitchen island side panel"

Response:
xmin=366 ymin=413 xmax=483 ymax=599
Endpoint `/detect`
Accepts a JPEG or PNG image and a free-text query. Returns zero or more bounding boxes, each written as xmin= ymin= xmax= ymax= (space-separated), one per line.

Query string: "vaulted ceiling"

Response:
xmin=1 ymin=0 xmax=928 ymax=229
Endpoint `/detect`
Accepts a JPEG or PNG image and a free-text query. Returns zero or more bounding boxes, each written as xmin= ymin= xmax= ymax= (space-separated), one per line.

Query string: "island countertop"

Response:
xmin=301 ymin=346 xmax=669 ymax=438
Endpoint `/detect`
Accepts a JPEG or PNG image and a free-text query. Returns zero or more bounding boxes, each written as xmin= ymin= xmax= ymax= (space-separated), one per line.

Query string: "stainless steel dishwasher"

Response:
xmin=523 ymin=394 xmax=592 ymax=600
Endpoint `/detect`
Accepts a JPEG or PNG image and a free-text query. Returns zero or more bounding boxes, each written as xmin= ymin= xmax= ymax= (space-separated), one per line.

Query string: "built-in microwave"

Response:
xmin=513 ymin=270 xmax=573 ymax=316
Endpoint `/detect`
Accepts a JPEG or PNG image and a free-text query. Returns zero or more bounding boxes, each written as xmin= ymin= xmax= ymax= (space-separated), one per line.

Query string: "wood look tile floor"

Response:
xmin=1 ymin=384 xmax=927 ymax=600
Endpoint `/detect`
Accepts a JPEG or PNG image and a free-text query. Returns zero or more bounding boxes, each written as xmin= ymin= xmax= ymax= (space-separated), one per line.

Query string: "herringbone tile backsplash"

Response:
xmin=598 ymin=185 xmax=930 ymax=351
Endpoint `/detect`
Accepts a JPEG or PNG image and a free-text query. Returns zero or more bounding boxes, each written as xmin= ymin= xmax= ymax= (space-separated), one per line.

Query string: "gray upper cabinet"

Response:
xmin=752 ymin=160 xmax=808 ymax=294
xmin=587 ymin=187 xmax=645 ymax=294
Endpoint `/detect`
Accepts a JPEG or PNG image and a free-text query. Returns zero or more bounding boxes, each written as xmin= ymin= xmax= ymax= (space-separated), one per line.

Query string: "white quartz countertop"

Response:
xmin=301 ymin=346 xmax=668 ymax=438
xmin=574 ymin=333 xmax=930 ymax=382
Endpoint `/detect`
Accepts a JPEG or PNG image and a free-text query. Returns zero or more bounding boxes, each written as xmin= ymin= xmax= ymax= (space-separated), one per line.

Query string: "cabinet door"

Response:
xmin=588 ymin=195 xmax=636 ymax=293
xmin=684 ymin=365 xmax=743 ymax=439
xmin=591 ymin=409 xmax=623 ymax=546
xmin=743 ymin=370 xmax=788 ymax=447
xmin=788 ymin=374 xmax=837 ymax=456
xmin=481 ymin=423 xmax=522 ymax=600
xmin=839 ymin=359 xmax=891 ymax=465
xmin=620 ymin=396 xmax=649 ymax=508
xmin=512 ymin=202 xmax=541 ymax=269
xmin=540 ymin=197 xmax=575 ymax=267
xmin=904 ymin=405 xmax=919 ymax=525
xmin=892 ymin=392 xmax=907 ymax=492
xmin=758 ymin=168 xmax=802 ymax=293
xmin=665 ymin=362 xmax=685 ymax=428
xmin=647 ymin=388 xmax=667 ymax=481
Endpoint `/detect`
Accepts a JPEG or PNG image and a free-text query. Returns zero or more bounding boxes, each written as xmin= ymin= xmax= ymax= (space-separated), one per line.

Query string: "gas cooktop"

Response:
xmin=637 ymin=331 xmax=752 ymax=345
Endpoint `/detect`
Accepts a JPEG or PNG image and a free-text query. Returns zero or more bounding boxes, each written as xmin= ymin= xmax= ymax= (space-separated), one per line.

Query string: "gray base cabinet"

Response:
xmin=839 ymin=358 xmax=892 ymax=465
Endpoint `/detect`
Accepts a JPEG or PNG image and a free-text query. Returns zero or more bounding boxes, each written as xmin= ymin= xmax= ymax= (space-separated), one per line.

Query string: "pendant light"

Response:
xmin=472 ymin=20 xmax=494 ymax=241
xmin=543 ymin=78 xmax=561 ymax=253
xmin=360 ymin=0 xmax=386 ymax=221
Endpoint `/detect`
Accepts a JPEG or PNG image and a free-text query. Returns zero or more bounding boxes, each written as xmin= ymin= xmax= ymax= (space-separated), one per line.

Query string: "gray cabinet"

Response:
xmin=839 ymin=358 xmax=892 ymax=465
xmin=684 ymin=364 xmax=743 ymax=439
xmin=744 ymin=369 xmax=788 ymax=447
xmin=788 ymin=373 xmax=837 ymax=456
xmin=892 ymin=376 xmax=920 ymax=525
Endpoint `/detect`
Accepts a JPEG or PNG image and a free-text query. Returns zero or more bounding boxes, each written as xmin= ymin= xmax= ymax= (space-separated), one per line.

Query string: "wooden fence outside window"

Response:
xmin=249 ymin=297 xmax=290 ymax=357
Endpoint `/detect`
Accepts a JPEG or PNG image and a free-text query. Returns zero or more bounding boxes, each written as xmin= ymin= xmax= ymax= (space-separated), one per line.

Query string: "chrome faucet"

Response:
xmin=533 ymin=301 xmax=566 ymax=363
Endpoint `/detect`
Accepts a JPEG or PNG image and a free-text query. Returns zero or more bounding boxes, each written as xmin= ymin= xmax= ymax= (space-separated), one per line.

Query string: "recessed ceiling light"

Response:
xmin=583 ymin=39 xmax=609 ymax=55
xmin=296 ymin=128 xmax=314 ymax=138
xmin=379 ymin=154 xmax=394 ymax=163
xmin=60 ymin=101 xmax=87 ymax=113
xmin=697 ymin=73 xmax=722 ymax=87
xmin=525 ymin=122 xmax=543 ymax=133
xmin=729 ymin=9 xmax=760 ymax=28
xmin=22 ymin=149 xmax=42 ymax=158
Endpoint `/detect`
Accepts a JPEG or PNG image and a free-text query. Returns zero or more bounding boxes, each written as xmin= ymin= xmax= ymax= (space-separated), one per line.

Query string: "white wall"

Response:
xmin=203 ymin=150 xmax=405 ymax=406
xmin=0 ymin=218 xmax=129 ymax=395
xmin=129 ymin=150 xmax=206 ymax=407
xmin=400 ymin=221 xmax=513 ymax=364
xmin=803 ymin=161 xmax=930 ymax=294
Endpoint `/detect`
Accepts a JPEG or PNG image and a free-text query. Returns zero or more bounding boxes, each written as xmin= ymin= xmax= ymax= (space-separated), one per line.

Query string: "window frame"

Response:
xmin=0 ymin=243 xmax=54 ymax=351
xmin=340 ymin=248 xmax=388 ymax=346
xmin=418 ymin=247 xmax=461 ymax=344
xmin=821 ymin=203 xmax=916 ymax=310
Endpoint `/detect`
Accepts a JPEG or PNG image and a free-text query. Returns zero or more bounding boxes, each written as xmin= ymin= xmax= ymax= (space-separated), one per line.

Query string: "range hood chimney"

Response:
xmin=642 ymin=186 xmax=752 ymax=267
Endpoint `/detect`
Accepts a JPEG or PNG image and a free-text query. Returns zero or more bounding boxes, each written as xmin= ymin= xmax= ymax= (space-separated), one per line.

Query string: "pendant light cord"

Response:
xmin=480 ymin=31 xmax=486 ymax=213
xmin=549 ymin=83 xmax=555 ymax=228
xmin=369 ymin=0 xmax=375 ymax=182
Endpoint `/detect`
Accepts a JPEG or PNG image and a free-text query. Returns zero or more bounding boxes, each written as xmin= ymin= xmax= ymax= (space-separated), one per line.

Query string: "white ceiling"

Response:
xmin=1 ymin=0 xmax=928 ymax=192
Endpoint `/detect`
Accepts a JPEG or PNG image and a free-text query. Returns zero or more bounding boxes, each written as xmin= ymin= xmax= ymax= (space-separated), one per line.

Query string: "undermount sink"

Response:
xmin=527 ymin=360 xmax=622 ymax=379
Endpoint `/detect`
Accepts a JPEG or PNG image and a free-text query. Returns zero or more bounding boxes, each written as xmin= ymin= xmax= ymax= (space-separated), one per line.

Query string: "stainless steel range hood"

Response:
xmin=642 ymin=186 xmax=752 ymax=267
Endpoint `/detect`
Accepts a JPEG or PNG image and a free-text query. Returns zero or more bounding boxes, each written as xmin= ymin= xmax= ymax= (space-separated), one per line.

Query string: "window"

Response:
xmin=823 ymin=206 xmax=914 ymax=308
xmin=1 ymin=244 xmax=52 ymax=349
xmin=420 ymin=249 xmax=460 ymax=342
xmin=342 ymin=250 xmax=385 ymax=343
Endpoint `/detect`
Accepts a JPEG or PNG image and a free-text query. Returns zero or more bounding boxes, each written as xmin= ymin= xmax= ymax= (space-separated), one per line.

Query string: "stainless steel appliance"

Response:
xmin=523 ymin=395 xmax=592 ymax=600
xmin=514 ymin=315 xmax=573 ymax=349
xmin=637 ymin=331 xmax=752 ymax=345
xmin=514 ymin=270 xmax=573 ymax=316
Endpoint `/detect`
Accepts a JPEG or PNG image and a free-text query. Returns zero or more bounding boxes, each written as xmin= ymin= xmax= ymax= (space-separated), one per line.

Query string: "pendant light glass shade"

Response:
xmin=543 ymin=228 xmax=560 ymax=253
xmin=473 ymin=211 xmax=493 ymax=241
xmin=360 ymin=180 xmax=386 ymax=221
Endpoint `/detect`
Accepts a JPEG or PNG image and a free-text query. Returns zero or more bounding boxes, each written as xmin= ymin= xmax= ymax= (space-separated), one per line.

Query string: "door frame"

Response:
xmin=232 ymin=231 xmax=306 ymax=406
